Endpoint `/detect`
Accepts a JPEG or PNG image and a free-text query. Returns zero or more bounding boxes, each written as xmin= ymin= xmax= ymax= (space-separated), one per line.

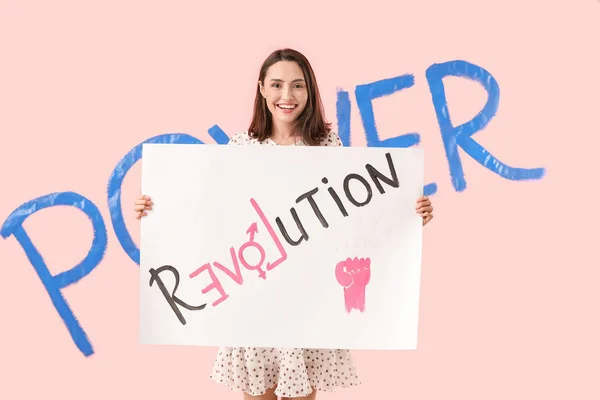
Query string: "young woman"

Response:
xmin=134 ymin=48 xmax=434 ymax=400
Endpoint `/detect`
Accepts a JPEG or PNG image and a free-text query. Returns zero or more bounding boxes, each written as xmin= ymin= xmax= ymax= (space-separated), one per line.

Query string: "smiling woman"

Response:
xmin=248 ymin=48 xmax=331 ymax=146
xmin=133 ymin=48 xmax=434 ymax=400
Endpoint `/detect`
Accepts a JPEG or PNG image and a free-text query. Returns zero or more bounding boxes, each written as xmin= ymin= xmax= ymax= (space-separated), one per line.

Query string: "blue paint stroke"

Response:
xmin=107 ymin=134 xmax=203 ymax=265
xmin=355 ymin=75 xmax=420 ymax=148
xmin=355 ymin=75 xmax=437 ymax=195
xmin=0 ymin=191 xmax=107 ymax=357
xmin=336 ymin=89 xmax=351 ymax=147
xmin=423 ymin=183 xmax=437 ymax=196
xmin=207 ymin=125 xmax=231 ymax=145
xmin=425 ymin=60 xmax=546 ymax=192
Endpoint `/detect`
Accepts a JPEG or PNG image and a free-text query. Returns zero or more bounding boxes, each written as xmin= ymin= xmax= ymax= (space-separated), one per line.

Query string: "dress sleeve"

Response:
xmin=321 ymin=131 xmax=343 ymax=147
xmin=228 ymin=132 xmax=246 ymax=145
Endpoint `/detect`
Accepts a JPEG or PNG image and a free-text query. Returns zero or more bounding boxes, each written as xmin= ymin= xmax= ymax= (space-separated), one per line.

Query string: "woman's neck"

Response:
xmin=270 ymin=121 xmax=301 ymax=145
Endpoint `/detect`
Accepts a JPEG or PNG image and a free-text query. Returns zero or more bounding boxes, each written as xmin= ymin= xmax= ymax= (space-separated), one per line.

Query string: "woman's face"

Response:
xmin=259 ymin=60 xmax=308 ymax=127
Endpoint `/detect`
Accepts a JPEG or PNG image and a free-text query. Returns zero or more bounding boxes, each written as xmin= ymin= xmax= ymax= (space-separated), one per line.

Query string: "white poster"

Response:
xmin=139 ymin=143 xmax=424 ymax=350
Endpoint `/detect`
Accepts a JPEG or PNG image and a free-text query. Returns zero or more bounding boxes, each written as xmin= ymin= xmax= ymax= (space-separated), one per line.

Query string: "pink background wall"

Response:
xmin=1 ymin=0 xmax=599 ymax=399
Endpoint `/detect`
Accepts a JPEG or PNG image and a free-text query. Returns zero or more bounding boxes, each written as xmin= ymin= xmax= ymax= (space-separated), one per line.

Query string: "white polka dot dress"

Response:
xmin=209 ymin=131 xmax=362 ymax=398
xmin=225 ymin=130 xmax=343 ymax=147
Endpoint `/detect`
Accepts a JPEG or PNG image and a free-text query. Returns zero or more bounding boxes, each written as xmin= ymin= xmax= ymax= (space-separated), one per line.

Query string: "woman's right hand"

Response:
xmin=134 ymin=195 xmax=153 ymax=219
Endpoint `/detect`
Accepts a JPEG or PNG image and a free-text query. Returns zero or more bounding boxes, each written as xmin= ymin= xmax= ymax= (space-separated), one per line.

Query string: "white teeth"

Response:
xmin=278 ymin=104 xmax=295 ymax=109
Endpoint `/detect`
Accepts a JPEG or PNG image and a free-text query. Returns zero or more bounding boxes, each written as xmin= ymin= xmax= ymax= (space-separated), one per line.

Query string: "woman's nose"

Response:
xmin=282 ymin=86 xmax=292 ymax=100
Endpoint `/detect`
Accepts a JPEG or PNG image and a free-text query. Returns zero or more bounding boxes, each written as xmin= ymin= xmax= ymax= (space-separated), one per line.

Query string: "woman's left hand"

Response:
xmin=416 ymin=196 xmax=434 ymax=226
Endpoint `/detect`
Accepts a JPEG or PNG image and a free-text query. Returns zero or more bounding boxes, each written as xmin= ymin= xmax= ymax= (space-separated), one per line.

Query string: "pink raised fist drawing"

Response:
xmin=335 ymin=257 xmax=371 ymax=313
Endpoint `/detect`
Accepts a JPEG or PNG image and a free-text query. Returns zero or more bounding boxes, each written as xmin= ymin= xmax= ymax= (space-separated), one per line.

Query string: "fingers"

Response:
xmin=135 ymin=195 xmax=152 ymax=205
xmin=134 ymin=195 xmax=152 ymax=219
xmin=422 ymin=212 xmax=433 ymax=226
xmin=416 ymin=204 xmax=433 ymax=214
xmin=416 ymin=205 xmax=433 ymax=214
xmin=134 ymin=202 xmax=152 ymax=212
xmin=415 ymin=196 xmax=434 ymax=226
xmin=415 ymin=196 xmax=431 ymax=210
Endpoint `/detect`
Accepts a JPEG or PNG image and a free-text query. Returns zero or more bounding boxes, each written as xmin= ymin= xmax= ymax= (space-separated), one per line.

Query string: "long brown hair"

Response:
xmin=248 ymin=48 xmax=331 ymax=146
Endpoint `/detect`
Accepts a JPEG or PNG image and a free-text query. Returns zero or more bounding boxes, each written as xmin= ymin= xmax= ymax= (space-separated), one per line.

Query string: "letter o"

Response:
xmin=343 ymin=173 xmax=373 ymax=207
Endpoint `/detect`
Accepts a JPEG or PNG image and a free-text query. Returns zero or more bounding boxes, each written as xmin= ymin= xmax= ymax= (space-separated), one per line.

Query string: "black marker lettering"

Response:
xmin=275 ymin=207 xmax=309 ymax=246
xmin=365 ymin=152 xmax=399 ymax=194
xmin=343 ymin=173 xmax=373 ymax=207
xmin=322 ymin=177 xmax=349 ymax=217
xmin=296 ymin=187 xmax=329 ymax=228
xmin=148 ymin=265 xmax=207 ymax=325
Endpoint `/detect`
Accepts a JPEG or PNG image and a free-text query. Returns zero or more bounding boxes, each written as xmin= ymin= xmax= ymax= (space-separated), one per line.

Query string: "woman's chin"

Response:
xmin=272 ymin=113 xmax=298 ymax=124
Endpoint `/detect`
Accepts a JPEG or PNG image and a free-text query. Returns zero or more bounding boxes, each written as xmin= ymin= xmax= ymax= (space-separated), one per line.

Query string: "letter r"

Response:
xmin=425 ymin=60 xmax=546 ymax=191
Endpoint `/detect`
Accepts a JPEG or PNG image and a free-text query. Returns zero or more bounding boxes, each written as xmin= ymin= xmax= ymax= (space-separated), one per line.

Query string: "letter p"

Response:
xmin=1 ymin=191 xmax=107 ymax=357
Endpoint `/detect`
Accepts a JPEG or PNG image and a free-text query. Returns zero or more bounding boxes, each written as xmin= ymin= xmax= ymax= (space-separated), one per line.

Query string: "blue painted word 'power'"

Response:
xmin=1 ymin=60 xmax=546 ymax=357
